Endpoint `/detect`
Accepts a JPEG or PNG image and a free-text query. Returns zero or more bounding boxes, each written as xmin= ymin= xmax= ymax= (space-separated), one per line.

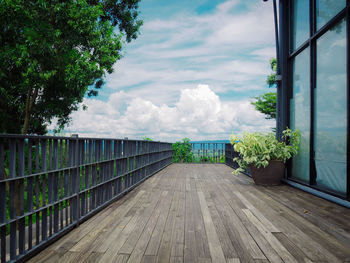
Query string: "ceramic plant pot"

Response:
xmin=250 ymin=160 xmax=285 ymax=186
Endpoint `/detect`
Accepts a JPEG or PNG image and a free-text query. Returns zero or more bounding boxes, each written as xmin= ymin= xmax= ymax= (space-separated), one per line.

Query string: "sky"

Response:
xmin=59 ymin=0 xmax=277 ymax=142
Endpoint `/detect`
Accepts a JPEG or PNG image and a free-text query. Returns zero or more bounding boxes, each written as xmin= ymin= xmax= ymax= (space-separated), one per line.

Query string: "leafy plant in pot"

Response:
xmin=230 ymin=128 xmax=300 ymax=185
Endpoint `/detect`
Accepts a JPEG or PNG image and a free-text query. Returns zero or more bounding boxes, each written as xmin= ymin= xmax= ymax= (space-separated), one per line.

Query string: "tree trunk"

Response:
xmin=22 ymin=87 xmax=39 ymax=134
xmin=18 ymin=87 xmax=38 ymax=218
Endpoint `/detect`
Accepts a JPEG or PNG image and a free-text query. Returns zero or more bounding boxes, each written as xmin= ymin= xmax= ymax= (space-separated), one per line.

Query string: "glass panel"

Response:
xmin=290 ymin=48 xmax=310 ymax=182
xmin=315 ymin=19 xmax=347 ymax=195
xmin=316 ymin=0 xmax=345 ymax=30
xmin=292 ymin=0 xmax=309 ymax=51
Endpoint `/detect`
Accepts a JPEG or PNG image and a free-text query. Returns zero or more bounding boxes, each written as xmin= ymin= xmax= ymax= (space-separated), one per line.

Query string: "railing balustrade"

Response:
xmin=225 ymin=143 xmax=250 ymax=175
xmin=0 ymin=134 xmax=172 ymax=263
xmin=172 ymin=142 xmax=226 ymax=163
xmin=191 ymin=143 xmax=225 ymax=163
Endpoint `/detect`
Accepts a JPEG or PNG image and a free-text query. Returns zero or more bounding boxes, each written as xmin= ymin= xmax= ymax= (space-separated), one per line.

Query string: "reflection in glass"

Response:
xmin=292 ymin=0 xmax=309 ymax=51
xmin=316 ymin=0 xmax=345 ymax=30
xmin=290 ymin=48 xmax=310 ymax=182
xmin=315 ymin=19 xmax=347 ymax=195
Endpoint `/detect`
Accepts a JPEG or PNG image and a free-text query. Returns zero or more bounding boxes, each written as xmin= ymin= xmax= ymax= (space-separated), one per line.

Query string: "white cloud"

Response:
xmin=55 ymin=1 xmax=277 ymax=141
xmin=104 ymin=0 xmax=276 ymax=106
xmin=217 ymin=0 xmax=240 ymax=12
xmin=59 ymin=85 xmax=274 ymax=141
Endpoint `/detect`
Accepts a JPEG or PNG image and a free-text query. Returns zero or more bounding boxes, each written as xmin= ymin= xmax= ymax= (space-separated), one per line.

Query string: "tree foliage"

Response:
xmin=266 ymin=58 xmax=277 ymax=88
xmin=0 ymin=0 xmax=142 ymax=134
xmin=172 ymin=138 xmax=193 ymax=163
xmin=251 ymin=58 xmax=277 ymax=120
xmin=251 ymin=92 xmax=276 ymax=119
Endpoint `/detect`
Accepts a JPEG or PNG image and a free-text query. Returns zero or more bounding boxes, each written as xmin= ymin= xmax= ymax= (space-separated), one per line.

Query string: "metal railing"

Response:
xmin=191 ymin=143 xmax=225 ymax=163
xmin=225 ymin=143 xmax=251 ymax=175
xmin=0 ymin=134 xmax=172 ymax=263
xmin=172 ymin=142 xmax=226 ymax=163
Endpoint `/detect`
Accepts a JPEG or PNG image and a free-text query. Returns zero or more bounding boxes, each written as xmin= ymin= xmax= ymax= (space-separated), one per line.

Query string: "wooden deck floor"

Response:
xmin=29 ymin=164 xmax=350 ymax=263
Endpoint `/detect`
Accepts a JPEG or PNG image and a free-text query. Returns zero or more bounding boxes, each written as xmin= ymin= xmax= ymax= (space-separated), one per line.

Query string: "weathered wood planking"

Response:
xmin=28 ymin=164 xmax=350 ymax=263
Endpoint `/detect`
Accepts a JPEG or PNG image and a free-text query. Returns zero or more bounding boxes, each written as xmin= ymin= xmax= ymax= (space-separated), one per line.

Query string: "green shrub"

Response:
xmin=172 ymin=138 xmax=193 ymax=163
xmin=230 ymin=128 xmax=300 ymax=175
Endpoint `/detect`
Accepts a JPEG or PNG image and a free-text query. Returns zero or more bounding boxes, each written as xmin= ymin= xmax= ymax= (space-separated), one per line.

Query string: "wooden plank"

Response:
xmin=27 ymin=249 xmax=63 ymax=263
xmin=127 ymin=191 xmax=171 ymax=263
xmin=170 ymin=256 xmax=183 ymax=263
xmin=145 ymin=190 xmax=174 ymax=255
xmin=83 ymin=252 xmax=104 ymax=263
xmin=119 ymin=191 xmax=167 ymax=255
xmin=69 ymin=189 xmax=146 ymax=252
xmin=52 ymin=190 xmax=142 ymax=251
xmin=191 ymin=176 xmax=211 ymax=259
xmin=171 ymin=189 xmax=185 ymax=258
xmin=197 ymin=191 xmax=226 ymax=263
xmin=196 ymin=168 xmax=255 ymax=263
xmin=246 ymin=187 xmax=346 ymax=262
xmin=141 ymin=255 xmax=156 ymax=263
xmin=114 ymin=254 xmax=129 ymax=263
xmin=210 ymin=182 xmax=265 ymax=261
xmin=261 ymin=186 xmax=350 ymax=249
xmin=270 ymin=184 xmax=350 ymax=229
xmin=273 ymin=232 xmax=312 ymax=263
xmin=204 ymin=190 xmax=238 ymax=259
xmin=92 ymin=213 xmax=134 ymax=253
xmin=242 ymin=208 xmax=297 ymax=263
xmin=98 ymin=190 xmax=162 ymax=262
xmin=241 ymin=215 xmax=283 ymax=263
xmin=88 ymin=189 xmax=147 ymax=255
xmin=233 ymin=191 xmax=280 ymax=233
xmin=184 ymin=179 xmax=197 ymax=263
xmin=58 ymin=251 xmax=81 ymax=263
xmin=156 ymin=190 xmax=180 ymax=263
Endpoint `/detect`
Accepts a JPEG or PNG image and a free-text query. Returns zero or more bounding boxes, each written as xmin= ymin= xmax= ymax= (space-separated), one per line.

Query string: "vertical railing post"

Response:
xmin=8 ymin=139 xmax=16 ymax=260
xmin=73 ymin=137 xmax=80 ymax=226
xmin=0 ymin=140 xmax=6 ymax=263
xmin=17 ymin=139 xmax=25 ymax=255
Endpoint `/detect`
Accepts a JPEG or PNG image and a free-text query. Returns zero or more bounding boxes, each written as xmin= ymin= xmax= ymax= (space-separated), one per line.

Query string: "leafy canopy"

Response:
xmin=251 ymin=58 xmax=277 ymax=120
xmin=0 ymin=0 xmax=142 ymax=134
xmin=251 ymin=92 xmax=276 ymax=120
xmin=172 ymin=138 xmax=193 ymax=163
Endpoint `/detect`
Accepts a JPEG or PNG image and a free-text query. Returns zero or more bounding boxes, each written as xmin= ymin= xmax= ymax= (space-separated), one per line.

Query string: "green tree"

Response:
xmin=251 ymin=92 xmax=277 ymax=120
xmin=172 ymin=138 xmax=193 ymax=163
xmin=0 ymin=0 xmax=142 ymax=134
xmin=251 ymin=58 xmax=277 ymax=120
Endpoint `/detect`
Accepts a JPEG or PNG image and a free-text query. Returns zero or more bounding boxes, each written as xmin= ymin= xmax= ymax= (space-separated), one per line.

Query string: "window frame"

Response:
xmin=283 ymin=0 xmax=350 ymax=200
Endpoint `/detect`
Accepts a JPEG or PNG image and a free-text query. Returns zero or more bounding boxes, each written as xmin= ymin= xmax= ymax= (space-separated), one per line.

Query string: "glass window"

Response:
xmin=290 ymin=48 xmax=310 ymax=182
xmin=316 ymin=0 xmax=345 ymax=30
xmin=292 ymin=0 xmax=309 ymax=51
xmin=314 ymin=19 xmax=347 ymax=195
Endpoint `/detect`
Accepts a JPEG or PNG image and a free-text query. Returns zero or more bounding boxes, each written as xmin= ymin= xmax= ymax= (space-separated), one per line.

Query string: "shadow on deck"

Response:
xmin=29 ymin=164 xmax=350 ymax=263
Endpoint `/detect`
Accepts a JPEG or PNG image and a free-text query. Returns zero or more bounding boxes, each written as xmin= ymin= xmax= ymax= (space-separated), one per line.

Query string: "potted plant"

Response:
xmin=230 ymin=128 xmax=300 ymax=185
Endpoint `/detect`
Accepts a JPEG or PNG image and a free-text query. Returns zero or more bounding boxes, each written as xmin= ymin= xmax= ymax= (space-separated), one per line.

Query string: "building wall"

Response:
xmin=279 ymin=0 xmax=349 ymax=201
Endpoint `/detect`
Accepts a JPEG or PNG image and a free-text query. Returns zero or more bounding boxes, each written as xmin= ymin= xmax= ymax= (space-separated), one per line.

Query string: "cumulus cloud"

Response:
xmin=59 ymin=85 xmax=274 ymax=141
xmin=51 ymin=0 xmax=278 ymax=141
xmin=104 ymin=0 xmax=276 ymax=105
